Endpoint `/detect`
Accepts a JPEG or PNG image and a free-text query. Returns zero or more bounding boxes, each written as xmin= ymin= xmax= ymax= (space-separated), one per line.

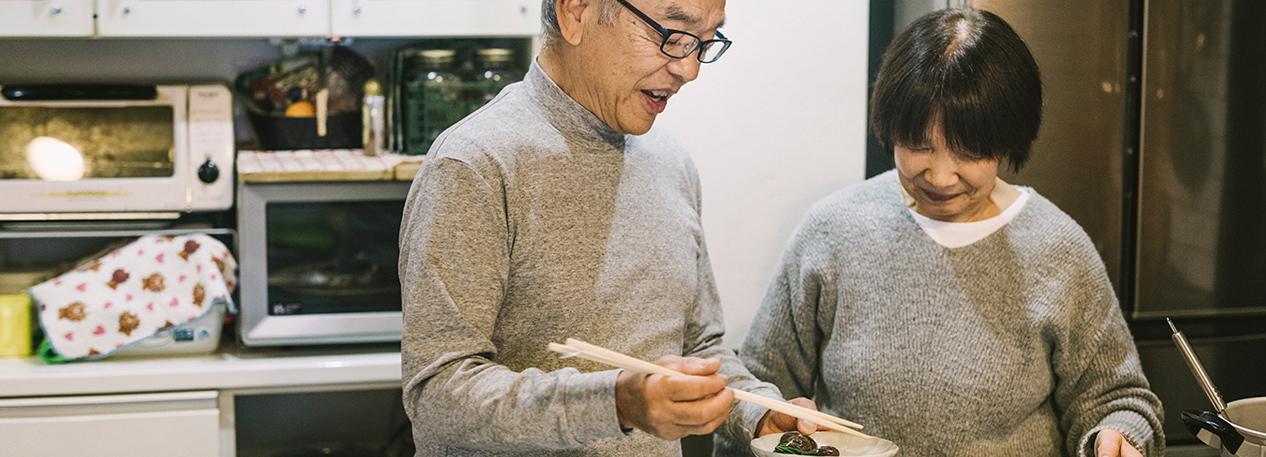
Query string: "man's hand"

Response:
xmin=1095 ymin=429 xmax=1143 ymax=457
xmin=614 ymin=355 xmax=734 ymax=441
xmin=755 ymin=397 xmax=832 ymax=437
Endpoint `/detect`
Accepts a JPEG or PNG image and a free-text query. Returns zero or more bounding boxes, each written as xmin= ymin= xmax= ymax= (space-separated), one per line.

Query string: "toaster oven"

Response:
xmin=0 ymin=84 xmax=234 ymax=219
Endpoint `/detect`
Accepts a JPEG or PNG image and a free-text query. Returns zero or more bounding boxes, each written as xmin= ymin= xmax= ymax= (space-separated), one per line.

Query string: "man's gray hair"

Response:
xmin=540 ymin=0 xmax=620 ymax=46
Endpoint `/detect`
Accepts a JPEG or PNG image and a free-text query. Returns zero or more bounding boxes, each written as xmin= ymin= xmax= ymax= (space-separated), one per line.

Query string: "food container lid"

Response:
xmin=477 ymin=48 xmax=515 ymax=62
xmin=418 ymin=49 xmax=456 ymax=63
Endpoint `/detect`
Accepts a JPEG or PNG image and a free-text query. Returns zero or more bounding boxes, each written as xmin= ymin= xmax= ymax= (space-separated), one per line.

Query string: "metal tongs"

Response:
xmin=1169 ymin=318 xmax=1227 ymax=413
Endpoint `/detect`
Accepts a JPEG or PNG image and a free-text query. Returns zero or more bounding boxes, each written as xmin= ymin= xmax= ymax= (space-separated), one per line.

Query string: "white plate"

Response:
xmin=750 ymin=431 xmax=899 ymax=457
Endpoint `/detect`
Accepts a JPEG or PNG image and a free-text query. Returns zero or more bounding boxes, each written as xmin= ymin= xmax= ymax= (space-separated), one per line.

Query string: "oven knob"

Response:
xmin=197 ymin=159 xmax=220 ymax=184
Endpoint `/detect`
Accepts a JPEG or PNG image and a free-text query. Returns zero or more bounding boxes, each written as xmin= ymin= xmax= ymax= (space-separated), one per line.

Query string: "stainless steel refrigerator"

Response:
xmin=875 ymin=0 xmax=1266 ymax=449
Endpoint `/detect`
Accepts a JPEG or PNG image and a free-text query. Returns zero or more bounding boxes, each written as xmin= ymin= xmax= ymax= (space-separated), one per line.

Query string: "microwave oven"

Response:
xmin=0 ymin=84 xmax=234 ymax=219
xmin=237 ymin=179 xmax=410 ymax=346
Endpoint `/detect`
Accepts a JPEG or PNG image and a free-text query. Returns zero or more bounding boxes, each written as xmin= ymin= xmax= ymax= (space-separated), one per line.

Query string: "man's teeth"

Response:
xmin=647 ymin=90 xmax=670 ymax=99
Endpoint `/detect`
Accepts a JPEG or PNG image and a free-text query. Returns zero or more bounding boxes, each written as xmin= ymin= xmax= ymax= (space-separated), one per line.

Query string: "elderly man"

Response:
xmin=398 ymin=0 xmax=822 ymax=455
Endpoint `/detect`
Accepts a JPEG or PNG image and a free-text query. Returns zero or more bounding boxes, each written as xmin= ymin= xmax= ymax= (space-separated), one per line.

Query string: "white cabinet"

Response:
xmin=0 ymin=391 xmax=222 ymax=457
xmin=329 ymin=0 xmax=539 ymax=37
xmin=0 ymin=0 xmax=94 ymax=37
xmin=9 ymin=0 xmax=541 ymax=37
xmin=96 ymin=0 xmax=330 ymax=37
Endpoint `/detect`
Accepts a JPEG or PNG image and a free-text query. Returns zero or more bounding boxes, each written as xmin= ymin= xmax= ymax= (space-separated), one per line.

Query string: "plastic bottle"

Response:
xmin=362 ymin=79 xmax=386 ymax=157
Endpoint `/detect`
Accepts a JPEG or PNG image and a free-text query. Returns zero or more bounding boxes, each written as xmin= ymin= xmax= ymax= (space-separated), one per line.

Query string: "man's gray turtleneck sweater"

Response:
xmin=399 ymin=60 xmax=778 ymax=457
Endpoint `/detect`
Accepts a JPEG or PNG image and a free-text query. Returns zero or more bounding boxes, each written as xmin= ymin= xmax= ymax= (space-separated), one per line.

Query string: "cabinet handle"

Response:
xmin=298 ymin=5 xmax=307 ymax=13
xmin=122 ymin=6 xmax=130 ymax=14
xmin=353 ymin=5 xmax=361 ymax=14
xmin=50 ymin=6 xmax=62 ymax=14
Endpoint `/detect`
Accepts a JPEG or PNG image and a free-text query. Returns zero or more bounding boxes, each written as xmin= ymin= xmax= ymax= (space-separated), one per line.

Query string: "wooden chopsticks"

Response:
xmin=548 ymin=338 xmax=870 ymax=439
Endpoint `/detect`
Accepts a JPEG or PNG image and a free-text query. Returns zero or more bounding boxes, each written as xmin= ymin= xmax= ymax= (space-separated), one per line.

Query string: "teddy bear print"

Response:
xmin=178 ymin=240 xmax=201 ymax=261
xmin=142 ymin=273 xmax=166 ymax=292
xmin=159 ymin=320 xmax=175 ymax=331
xmin=88 ymin=349 xmax=101 ymax=356
xmin=106 ymin=269 xmax=130 ymax=289
xmin=212 ymin=257 xmax=226 ymax=276
xmin=118 ymin=312 xmax=141 ymax=336
xmin=193 ymin=283 xmax=206 ymax=308
xmin=79 ymin=261 xmax=103 ymax=272
xmin=58 ymin=302 xmax=87 ymax=321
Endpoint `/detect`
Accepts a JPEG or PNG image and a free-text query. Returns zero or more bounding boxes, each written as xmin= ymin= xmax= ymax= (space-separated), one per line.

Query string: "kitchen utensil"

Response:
xmin=548 ymin=338 xmax=869 ymax=438
xmin=1169 ymin=318 xmax=1226 ymax=412
xmin=1171 ymin=319 xmax=1266 ymax=456
xmin=749 ymin=431 xmax=897 ymax=457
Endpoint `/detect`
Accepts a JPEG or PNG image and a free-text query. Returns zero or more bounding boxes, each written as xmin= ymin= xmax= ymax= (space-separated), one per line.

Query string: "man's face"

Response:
xmin=576 ymin=0 xmax=726 ymax=135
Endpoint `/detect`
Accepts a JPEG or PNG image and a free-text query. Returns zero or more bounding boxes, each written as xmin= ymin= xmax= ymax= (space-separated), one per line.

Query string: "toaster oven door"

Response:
xmin=0 ymin=86 xmax=189 ymax=215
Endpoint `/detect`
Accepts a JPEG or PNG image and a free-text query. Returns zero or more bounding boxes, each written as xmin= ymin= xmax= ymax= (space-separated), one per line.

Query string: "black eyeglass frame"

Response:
xmin=615 ymin=0 xmax=732 ymax=63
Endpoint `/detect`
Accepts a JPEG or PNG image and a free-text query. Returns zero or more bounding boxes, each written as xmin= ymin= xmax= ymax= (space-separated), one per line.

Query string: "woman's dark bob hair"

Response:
xmin=870 ymin=8 xmax=1042 ymax=172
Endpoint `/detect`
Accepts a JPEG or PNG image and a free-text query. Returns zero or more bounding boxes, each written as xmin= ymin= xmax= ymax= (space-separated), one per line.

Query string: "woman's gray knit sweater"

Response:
xmin=722 ymin=171 xmax=1163 ymax=456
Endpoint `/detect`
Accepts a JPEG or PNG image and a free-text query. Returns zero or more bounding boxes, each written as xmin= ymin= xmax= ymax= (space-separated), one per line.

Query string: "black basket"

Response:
xmin=247 ymin=110 xmax=364 ymax=150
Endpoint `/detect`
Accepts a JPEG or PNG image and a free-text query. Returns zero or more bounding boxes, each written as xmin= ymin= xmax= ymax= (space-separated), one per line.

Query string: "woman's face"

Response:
xmin=894 ymin=124 xmax=1002 ymax=222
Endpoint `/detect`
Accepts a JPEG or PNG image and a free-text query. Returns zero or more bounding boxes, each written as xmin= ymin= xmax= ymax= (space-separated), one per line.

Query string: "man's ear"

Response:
xmin=556 ymin=0 xmax=591 ymax=46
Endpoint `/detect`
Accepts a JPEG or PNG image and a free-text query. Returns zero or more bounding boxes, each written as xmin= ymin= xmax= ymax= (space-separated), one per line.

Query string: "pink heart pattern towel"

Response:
xmin=30 ymin=234 xmax=238 ymax=360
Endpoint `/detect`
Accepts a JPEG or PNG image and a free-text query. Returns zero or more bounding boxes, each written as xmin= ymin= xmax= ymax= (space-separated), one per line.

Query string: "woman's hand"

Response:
xmin=1095 ymin=429 xmax=1143 ymax=457
xmin=755 ymin=397 xmax=832 ymax=437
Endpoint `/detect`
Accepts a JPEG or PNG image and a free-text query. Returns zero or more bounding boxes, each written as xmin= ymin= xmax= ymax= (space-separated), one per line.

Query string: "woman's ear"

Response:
xmin=556 ymin=0 xmax=591 ymax=46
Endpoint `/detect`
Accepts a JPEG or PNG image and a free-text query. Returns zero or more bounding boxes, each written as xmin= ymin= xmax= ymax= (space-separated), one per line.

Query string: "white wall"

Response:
xmin=0 ymin=1 xmax=872 ymax=349
xmin=656 ymin=1 xmax=870 ymax=348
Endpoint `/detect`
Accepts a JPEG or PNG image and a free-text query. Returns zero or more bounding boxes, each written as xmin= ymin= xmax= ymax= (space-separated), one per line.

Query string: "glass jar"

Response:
xmin=474 ymin=48 xmax=523 ymax=105
xmin=402 ymin=49 xmax=464 ymax=155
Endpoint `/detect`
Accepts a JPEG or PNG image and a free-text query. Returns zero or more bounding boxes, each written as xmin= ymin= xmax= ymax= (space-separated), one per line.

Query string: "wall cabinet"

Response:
xmin=96 ymin=0 xmax=330 ymax=37
xmin=329 ymin=0 xmax=538 ymax=37
xmin=1 ymin=0 xmax=540 ymax=37
xmin=0 ymin=0 xmax=94 ymax=37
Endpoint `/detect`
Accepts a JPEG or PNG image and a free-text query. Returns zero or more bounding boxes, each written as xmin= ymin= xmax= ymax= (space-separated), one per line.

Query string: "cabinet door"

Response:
xmin=96 ymin=0 xmax=330 ymax=37
xmin=0 ymin=0 xmax=93 ymax=37
xmin=330 ymin=0 xmax=539 ymax=37
xmin=0 ymin=391 xmax=222 ymax=457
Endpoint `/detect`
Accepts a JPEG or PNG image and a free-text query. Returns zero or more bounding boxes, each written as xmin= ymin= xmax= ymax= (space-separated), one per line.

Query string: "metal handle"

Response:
xmin=122 ymin=6 xmax=130 ymax=14
xmin=50 ymin=6 xmax=62 ymax=14
xmin=353 ymin=5 xmax=361 ymax=13
xmin=1170 ymin=319 xmax=1227 ymax=413
xmin=298 ymin=5 xmax=307 ymax=13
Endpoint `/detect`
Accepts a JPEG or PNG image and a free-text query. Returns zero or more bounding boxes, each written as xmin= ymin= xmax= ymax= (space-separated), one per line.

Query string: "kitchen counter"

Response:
xmin=0 ymin=345 xmax=402 ymax=398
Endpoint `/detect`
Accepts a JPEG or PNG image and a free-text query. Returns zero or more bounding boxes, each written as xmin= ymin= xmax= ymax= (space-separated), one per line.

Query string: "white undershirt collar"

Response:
xmin=902 ymin=185 xmax=1031 ymax=248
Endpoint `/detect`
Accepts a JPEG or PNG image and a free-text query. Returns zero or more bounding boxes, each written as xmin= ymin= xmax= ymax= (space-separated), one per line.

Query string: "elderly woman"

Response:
xmin=726 ymin=8 xmax=1163 ymax=457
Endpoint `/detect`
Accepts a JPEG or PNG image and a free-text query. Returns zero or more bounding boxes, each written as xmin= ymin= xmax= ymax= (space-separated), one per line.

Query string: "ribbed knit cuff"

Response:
xmin=561 ymin=368 xmax=626 ymax=445
xmin=1079 ymin=410 xmax=1158 ymax=457
xmin=740 ymin=386 xmax=784 ymax=437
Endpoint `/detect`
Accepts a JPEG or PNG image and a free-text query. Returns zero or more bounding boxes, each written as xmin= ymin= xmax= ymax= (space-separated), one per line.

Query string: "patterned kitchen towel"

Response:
xmin=30 ymin=234 xmax=237 ymax=361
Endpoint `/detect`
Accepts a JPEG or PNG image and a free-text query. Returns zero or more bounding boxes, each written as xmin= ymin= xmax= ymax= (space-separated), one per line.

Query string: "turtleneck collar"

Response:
xmin=526 ymin=58 xmax=628 ymax=150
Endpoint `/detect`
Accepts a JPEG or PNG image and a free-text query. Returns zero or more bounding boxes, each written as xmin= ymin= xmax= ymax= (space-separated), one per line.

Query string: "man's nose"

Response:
xmin=666 ymin=55 xmax=701 ymax=83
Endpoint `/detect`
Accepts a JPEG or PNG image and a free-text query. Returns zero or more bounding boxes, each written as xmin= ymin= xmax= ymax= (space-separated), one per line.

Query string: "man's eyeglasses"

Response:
xmin=615 ymin=0 xmax=732 ymax=64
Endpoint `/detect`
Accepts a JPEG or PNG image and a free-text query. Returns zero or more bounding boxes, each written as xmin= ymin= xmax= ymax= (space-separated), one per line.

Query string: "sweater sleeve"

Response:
xmin=676 ymin=171 xmax=783 ymax=453
xmin=398 ymin=156 xmax=625 ymax=451
xmin=713 ymin=217 xmax=831 ymax=456
xmin=1051 ymin=246 xmax=1165 ymax=457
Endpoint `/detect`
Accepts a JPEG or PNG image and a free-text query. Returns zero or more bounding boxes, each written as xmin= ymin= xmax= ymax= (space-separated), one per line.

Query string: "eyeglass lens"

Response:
xmin=662 ymin=32 xmax=726 ymax=62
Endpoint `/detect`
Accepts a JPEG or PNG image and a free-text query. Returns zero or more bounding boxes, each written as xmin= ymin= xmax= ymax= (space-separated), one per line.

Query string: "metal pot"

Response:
xmin=1184 ymin=397 xmax=1266 ymax=457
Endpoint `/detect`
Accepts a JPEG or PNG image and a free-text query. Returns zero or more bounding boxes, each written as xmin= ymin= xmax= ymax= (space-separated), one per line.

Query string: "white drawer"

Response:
xmin=0 ymin=391 xmax=221 ymax=457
